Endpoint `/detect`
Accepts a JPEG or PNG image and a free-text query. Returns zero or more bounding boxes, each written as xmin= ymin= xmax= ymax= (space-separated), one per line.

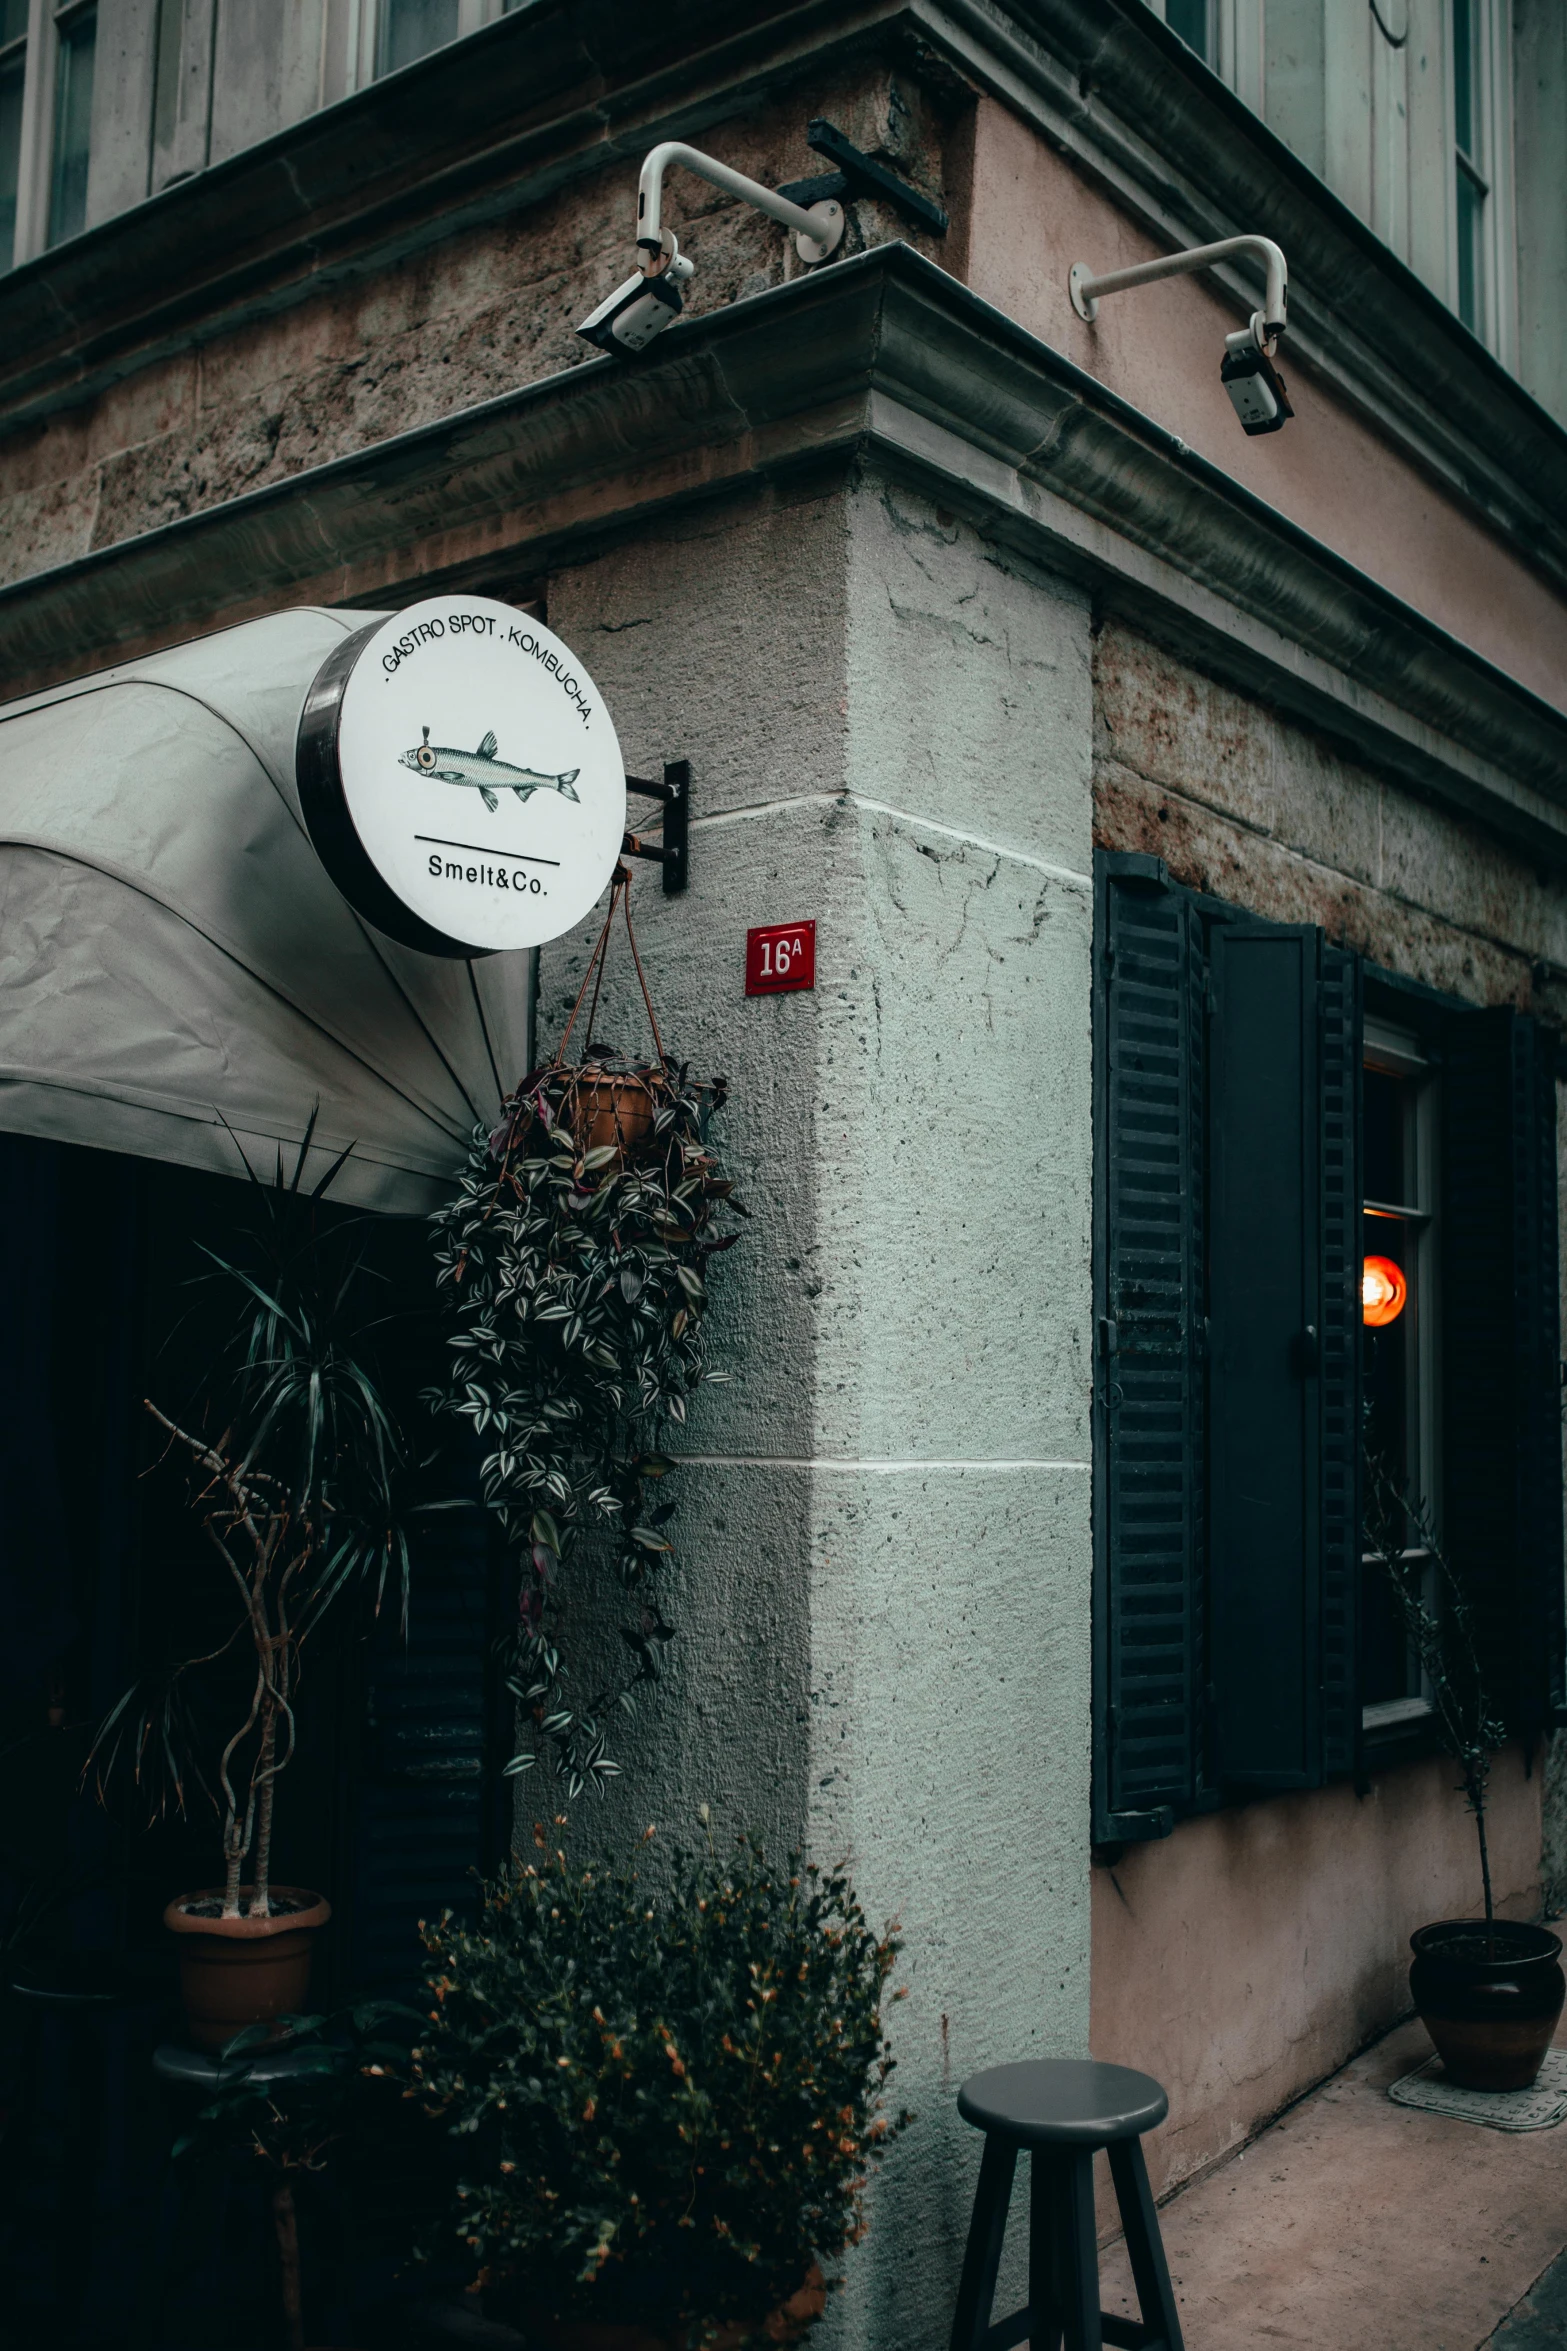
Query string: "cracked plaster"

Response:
xmin=531 ymin=472 xmax=1094 ymax=2351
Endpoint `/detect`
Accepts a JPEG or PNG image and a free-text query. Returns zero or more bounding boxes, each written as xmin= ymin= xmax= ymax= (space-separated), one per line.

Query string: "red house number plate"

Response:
xmin=746 ymin=921 xmax=816 ymax=997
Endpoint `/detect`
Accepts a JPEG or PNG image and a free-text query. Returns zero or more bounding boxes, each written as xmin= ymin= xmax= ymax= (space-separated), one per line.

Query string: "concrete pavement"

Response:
xmin=1098 ymin=2015 xmax=1567 ymax=2350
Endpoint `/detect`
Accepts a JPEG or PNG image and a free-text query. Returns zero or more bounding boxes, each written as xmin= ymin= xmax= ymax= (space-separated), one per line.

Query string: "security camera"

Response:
xmin=1221 ymin=334 xmax=1294 ymax=436
xmin=578 ymin=141 xmax=845 ymax=361
xmin=1068 ymin=235 xmax=1294 ymax=439
xmin=577 ymin=240 xmax=695 ymax=355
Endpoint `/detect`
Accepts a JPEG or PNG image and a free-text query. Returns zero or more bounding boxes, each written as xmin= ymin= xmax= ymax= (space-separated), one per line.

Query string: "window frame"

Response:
xmin=1 ymin=0 xmax=100 ymax=271
xmin=1360 ymin=1011 xmax=1443 ymax=1734
xmin=1093 ymin=853 xmax=1565 ymax=1845
xmin=1445 ymin=0 xmax=1517 ymax=360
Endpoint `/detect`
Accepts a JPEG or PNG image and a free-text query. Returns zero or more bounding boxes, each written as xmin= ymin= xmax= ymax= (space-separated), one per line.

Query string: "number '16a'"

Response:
xmin=758 ymin=934 xmax=802 ymax=977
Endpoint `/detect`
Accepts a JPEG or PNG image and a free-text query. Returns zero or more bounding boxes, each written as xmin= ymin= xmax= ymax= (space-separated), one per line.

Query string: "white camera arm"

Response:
xmin=634 ymin=141 xmax=844 ymax=272
xmin=1069 ymin=234 xmax=1288 ymax=351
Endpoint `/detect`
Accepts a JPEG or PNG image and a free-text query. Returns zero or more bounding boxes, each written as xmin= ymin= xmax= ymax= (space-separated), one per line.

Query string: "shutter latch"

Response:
xmin=1296 ymin=1323 xmax=1320 ymax=1376
xmin=1099 ymin=1317 xmax=1118 ymax=1358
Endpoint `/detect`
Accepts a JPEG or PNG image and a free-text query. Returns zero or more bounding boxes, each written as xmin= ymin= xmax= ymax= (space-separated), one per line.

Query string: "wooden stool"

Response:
xmin=950 ymin=2058 xmax=1184 ymax=2351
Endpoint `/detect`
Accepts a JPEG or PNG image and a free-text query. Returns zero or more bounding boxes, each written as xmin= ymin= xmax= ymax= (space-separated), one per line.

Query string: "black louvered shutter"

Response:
xmin=347 ymin=1502 xmax=505 ymax=1994
xmin=1205 ymin=924 xmax=1362 ymax=1788
xmin=1318 ymin=947 xmax=1364 ymax=1775
xmin=1093 ymin=856 xmax=1208 ymax=1840
xmin=1442 ymin=1008 xmax=1565 ymax=1743
xmin=1207 ymin=921 xmax=1323 ymax=1788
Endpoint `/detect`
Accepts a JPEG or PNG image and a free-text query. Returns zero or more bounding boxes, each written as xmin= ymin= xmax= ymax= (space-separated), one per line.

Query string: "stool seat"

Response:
xmin=950 ymin=2056 xmax=1183 ymax=2351
xmin=958 ymin=2058 xmax=1168 ymax=2148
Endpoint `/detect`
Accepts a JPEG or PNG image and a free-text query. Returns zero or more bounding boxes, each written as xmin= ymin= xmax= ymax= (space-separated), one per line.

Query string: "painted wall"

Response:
xmin=963 ymin=94 xmax=1567 ymax=715
xmin=1092 ymin=1745 xmax=1543 ymax=2198
xmin=1092 ymin=611 xmax=1566 ymax=2190
xmin=533 ymin=471 xmax=1097 ymax=2349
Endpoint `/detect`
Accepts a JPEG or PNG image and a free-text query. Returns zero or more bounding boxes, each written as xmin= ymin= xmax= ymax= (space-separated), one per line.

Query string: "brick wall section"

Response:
xmin=1093 ymin=617 xmax=1567 ymax=1025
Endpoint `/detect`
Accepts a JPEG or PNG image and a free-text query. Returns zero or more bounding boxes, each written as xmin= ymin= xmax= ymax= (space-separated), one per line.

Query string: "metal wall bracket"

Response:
xmin=621 ymin=759 xmax=690 ymax=895
xmin=776 ymin=118 xmax=949 ymax=239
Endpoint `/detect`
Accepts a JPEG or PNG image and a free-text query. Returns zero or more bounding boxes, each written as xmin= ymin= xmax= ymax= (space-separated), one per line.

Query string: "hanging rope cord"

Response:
xmin=558 ymin=864 xmax=667 ymax=1067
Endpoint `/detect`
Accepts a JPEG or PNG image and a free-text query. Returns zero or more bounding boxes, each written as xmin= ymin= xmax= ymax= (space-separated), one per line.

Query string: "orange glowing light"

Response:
xmin=1362 ymin=1254 xmax=1408 ymax=1328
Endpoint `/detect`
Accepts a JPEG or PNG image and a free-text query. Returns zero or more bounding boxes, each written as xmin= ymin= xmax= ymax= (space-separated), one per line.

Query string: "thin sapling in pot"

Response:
xmin=1364 ymin=1453 xmax=1564 ymax=2089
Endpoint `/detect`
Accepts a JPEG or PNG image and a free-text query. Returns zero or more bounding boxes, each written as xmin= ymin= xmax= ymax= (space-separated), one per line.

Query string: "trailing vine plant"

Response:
xmin=427 ymin=873 xmax=743 ymax=1796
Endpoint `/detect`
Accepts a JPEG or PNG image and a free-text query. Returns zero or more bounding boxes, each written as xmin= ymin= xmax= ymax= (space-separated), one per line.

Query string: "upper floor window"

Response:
xmin=1452 ymin=0 xmax=1491 ymax=337
xmin=376 ymin=0 xmax=460 ymax=78
xmin=48 ymin=0 xmax=94 ymax=247
xmin=0 ymin=0 xmax=97 ymax=271
xmin=0 ymin=0 xmax=25 ymax=273
xmin=1164 ymin=0 xmax=1211 ymax=63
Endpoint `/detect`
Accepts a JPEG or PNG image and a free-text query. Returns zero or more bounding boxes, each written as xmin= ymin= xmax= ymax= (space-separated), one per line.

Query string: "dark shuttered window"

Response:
xmin=1093 ymin=852 xmax=1563 ymax=1841
xmin=1441 ymin=1008 xmax=1566 ymax=1747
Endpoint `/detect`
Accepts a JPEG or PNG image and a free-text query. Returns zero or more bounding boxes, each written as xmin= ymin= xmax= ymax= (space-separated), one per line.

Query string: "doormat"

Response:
xmin=1388 ymin=2048 xmax=1567 ymax=2132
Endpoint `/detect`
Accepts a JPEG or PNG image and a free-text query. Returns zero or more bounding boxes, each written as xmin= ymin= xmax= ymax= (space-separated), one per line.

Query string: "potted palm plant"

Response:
xmin=90 ymin=1125 xmax=422 ymax=2049
xmin=1365 ymin=1457 xmax=1565 ymax=2091
xmin=408 ymin=1820 xmax=909 ymax=2346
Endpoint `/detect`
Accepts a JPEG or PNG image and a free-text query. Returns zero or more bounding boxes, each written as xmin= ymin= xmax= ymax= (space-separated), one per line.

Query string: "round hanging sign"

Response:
xmin=297 ymin=594 xmax=628 ymax=958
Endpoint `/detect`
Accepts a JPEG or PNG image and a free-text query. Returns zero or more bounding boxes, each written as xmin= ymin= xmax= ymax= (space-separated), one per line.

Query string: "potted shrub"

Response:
xmin=408 ymin=1821 xmax=909 ymax=2345
xmin=1365 ymin=1460 xmax=1564 ymax=2090
xmin=90 ymin=1129 xmax=422 ymax=2049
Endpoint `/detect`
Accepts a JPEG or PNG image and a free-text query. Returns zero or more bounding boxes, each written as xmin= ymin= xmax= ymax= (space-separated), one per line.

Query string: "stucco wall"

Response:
xmin=1093 ymin=1746 xmax=1543 ymax=2198
xmin=964 ymin=93 xmax=1567 ymax=714
xmin=533 ymin=471 xmax=1096 ymax=2349
xmin=1092 ymin=613 xmax=1565 ymax=2192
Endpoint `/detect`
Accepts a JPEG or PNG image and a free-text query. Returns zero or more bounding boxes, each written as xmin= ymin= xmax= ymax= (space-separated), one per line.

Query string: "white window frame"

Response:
xmin=1445 ymin=0 xmax=1518 ymax=365
xmin=1361 ymin=1014 xmax=1443 ymax=1731
xmin=324 ymin=0 xmax=500 ymax=99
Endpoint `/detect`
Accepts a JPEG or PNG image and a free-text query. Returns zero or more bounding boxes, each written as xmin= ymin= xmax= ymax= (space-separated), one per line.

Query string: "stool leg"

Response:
xmin=948 ymin=2135 xmax=1016 ymax=2351
xmin=1107 ymin=2138 xmax=1184 ymax=2351
xmin=1031 ymin=2150 xmax=1102 ymax=2351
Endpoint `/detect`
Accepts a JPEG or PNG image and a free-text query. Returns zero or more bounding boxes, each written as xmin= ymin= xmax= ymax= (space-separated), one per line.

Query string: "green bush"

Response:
xmin=409 ymin=1825 xmax=908 ymax=2339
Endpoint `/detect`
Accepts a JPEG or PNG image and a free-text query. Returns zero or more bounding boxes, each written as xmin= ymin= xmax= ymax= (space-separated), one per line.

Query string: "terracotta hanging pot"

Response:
xmin=519 ymin=868 xmax=673 ymax=1171
xmin=1409 ymin=1918 xmax=1565 ymax=2090
xmin=164 ymin=1887 xmax=331 ymax=2052
xmin=563 ymin=1059 xmax=661 ymax=1161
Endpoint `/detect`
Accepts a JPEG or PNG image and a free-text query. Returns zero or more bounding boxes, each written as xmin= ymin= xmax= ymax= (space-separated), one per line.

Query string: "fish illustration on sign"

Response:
xmin=399 ymin=727 xmax=581 ymax=815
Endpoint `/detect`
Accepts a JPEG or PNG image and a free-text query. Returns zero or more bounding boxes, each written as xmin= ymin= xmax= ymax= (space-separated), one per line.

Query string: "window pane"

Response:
xmin=1456 ymin=164 xmax=1484 ymax=335
xmin=0 ymin=53 xmax=22 ymax=274
xmin=0 ymin=0 xmax=28 ymax=42
xmin=1452 ymin=0 xmax=1477 ymax=159
xmin=1363 ymin=1069 xmax=1405 ymax=1204
xmin=377 ymin=0 xmax=459 ymax=77
xmin=49 ymin=6 xmax=97 ymax=248
xmin=1165 ymin=0 xmax=1210 ymax=59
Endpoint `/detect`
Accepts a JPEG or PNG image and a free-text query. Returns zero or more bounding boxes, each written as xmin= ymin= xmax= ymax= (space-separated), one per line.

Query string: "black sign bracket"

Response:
xmin=621 ymin=760 xmax=690 ymax=895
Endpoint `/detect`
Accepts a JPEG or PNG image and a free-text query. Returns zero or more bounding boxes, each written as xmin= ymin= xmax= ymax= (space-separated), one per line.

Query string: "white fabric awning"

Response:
xmin=0 ymin=606 xmax=530 ymax=1210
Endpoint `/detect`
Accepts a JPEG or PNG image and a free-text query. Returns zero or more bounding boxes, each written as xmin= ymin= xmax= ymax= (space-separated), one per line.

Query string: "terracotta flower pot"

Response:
xmin=164 ymin=1886 xmax=331 ymax=2052
xmin=1409 ymin=1918 xmax=1565 ymax=2091
xmin=567 ymin=1070 xmax=659 ymax=1161
xmin=525 ymin=2264 xmax=826 ymax=2351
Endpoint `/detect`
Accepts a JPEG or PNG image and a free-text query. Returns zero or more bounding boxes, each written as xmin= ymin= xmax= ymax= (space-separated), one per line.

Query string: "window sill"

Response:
xmin=1362 ymin=1697 xmax=1435 ymax=1732
xmin=1359 ymin=1697 xmax=1442 ymax=1774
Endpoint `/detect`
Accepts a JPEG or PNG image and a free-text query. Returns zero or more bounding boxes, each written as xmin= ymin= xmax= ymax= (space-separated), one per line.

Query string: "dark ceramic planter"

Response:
xmin=1409 ymin=1918 xmax=1565 ymax=2091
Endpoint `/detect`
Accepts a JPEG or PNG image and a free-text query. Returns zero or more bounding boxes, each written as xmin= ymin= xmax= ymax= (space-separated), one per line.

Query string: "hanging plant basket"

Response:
xmin=428 ymin=870 xmax=743 ymax=1795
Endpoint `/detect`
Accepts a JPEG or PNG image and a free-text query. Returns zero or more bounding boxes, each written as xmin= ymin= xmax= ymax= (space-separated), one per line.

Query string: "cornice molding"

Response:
xmin=912 ymin=0 xmax=1567 ymax=592
xmin=0 ymin=0 xmax=1563 ymax=595
xmin=2 ymin=247 xmax=1563 ymax=871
